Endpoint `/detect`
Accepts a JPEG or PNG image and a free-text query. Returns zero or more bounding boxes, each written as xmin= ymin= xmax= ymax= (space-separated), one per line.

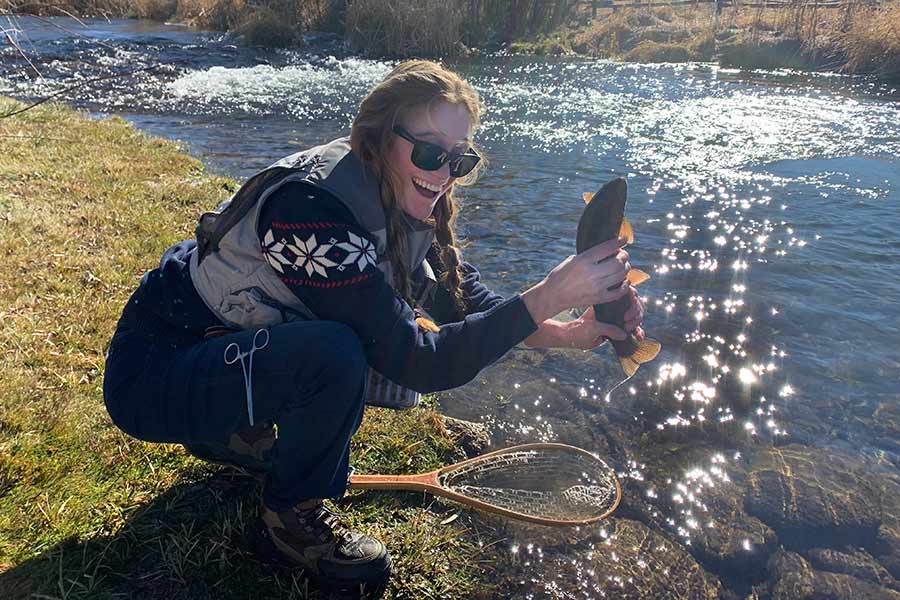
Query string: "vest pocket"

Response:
xmin=219 ymin=287 xmax=286 ymax=329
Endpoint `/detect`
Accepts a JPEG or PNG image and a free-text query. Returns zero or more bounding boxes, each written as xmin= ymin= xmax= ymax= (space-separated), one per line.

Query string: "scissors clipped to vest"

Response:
xmin=224 ymin=328 xmax=269 ymax=427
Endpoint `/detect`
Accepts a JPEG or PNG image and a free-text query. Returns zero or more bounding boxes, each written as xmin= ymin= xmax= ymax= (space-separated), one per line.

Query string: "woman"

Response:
xmin=103 ymin=60 xmax=644 ymax=595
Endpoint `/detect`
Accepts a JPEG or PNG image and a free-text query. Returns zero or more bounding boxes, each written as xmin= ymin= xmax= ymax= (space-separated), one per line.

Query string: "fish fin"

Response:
xmin=620 ymin=356 xmax=639 ymax=377
xmin=626 ymin=268 xmax=650 ymax=286
xmin=583 ymin=192 xmax=594 ymax=204
xmin=619 ymin=217 xmax=635 ymax=244
xmin=619 ymin=339 xmax=661 ymax=376
xmin=632 ymin=338 xmax=661 ymax=363
xmin=416 ymin=317 xmax=441 ymax=333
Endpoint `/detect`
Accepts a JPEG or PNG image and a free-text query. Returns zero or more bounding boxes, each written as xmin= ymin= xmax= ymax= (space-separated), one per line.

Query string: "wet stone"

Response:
xmin=502 ymin=518 xmax=722 ymax=599
xmin=876 ymin=517 xmax=900 ymax=581
xmin=439 ymin=415 xmax=491 ymax=458
xmin=763 ymin=550 xmax=900 ymax=600
xmin=614 ymin=442 xmax=777 ymax=582
xmin=744 ymin=445 xmax=885 ymax=541
xmin=804 ymin=547 xmax=899 ymax=591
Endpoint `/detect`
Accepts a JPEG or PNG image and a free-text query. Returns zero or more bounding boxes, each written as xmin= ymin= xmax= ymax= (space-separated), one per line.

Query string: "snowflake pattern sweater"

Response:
xmin=255 ymin=182 xmax=537 ymax=392
xmin=127 ymin=182 xmax=538 ymax=394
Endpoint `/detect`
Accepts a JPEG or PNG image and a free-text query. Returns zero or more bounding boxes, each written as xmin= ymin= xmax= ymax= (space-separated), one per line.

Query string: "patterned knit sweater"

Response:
xmin=129 ymin=181 xmax=537 ymax=393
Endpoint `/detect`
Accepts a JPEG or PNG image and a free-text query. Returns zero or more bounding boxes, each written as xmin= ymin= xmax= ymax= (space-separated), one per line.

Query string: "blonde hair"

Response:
xmin=350 ymin=60 xmax=483 ymax=317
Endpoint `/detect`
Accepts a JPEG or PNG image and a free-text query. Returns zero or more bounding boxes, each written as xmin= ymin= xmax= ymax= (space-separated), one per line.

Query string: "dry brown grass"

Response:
xmin=574 ymin=5 xmax=716 ymax=60
xmin=570 ymin=0 xmax=899 ymax=76
xmin=345 ymin=0 xmax=466 ymax=57
xmin=836 ymin=1 xmax=900 ymax=78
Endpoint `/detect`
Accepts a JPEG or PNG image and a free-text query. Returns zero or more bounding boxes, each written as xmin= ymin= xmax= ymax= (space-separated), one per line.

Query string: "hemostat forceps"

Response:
xmin=223 ymin=328 xmax=269 ymax=427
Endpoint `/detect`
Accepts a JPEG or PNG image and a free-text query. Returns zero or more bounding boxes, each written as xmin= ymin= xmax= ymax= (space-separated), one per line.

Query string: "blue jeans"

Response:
xmin=103 ymin=298 xmax=368 ymax=511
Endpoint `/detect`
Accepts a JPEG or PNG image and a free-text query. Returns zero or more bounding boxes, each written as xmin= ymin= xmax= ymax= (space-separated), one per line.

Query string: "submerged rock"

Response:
xmin=744 ymin=445 xmax=885 ymax=542
xmin=763 ymin=550 xmax=900 ymax=600
xmin=876 ymin=517 xmax=900 ymax=581
xmin=612 ymin=442 xmax=776 ymax=583
xmin=804 ymin=547 xmax=899 ymax=591
xmin=501 ymin=518 xmax=722 ymax=599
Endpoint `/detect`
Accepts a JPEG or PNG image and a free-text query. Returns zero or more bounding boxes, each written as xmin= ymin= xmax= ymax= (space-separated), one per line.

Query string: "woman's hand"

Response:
xmin=560 ymin=286 xmax=645 ymax=349
xmin=560 ymin=307 xmax=627 ymax=350
xmin=521 ymin=237 xmax=631 ymax=327
xmin=547 ymin=237 xmax=631 ymax=305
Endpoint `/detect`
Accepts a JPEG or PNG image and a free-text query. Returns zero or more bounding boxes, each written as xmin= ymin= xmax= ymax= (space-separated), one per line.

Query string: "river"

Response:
xmin=2 ymin=16 xmax=899 ymax=598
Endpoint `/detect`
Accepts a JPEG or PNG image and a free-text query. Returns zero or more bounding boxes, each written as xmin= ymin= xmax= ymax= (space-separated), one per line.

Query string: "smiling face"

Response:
xmin=387 ymin=101 xmax=474 ymax=221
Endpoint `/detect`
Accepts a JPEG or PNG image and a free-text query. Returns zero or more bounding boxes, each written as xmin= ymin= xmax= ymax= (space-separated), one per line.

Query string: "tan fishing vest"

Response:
xmin=190 ymin=137 xmax=436 ymax=408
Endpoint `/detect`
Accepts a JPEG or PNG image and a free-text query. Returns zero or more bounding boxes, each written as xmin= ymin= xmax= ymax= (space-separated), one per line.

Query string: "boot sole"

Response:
xmin=183 ymin=443 xmax=270 ymax=481
xmin=253 ymin=517 xmax=392 ymax=600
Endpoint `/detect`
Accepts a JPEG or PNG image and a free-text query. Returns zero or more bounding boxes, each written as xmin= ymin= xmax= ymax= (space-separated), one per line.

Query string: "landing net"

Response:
xmin=437 ymin=445 xmax=619 ymax=522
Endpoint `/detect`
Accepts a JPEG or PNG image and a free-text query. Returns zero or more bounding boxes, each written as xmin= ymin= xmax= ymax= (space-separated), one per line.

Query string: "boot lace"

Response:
xmin=294 ymin=503 xmax=354 ymax=545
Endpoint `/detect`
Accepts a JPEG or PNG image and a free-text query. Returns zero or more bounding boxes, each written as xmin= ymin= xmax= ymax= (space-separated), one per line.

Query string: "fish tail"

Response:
xmin=618 ymin=338 xmax=661 ymax=376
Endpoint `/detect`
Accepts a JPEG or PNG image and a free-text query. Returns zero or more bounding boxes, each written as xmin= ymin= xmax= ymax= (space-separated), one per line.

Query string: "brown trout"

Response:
xmin=576 ymin=178 xmax=660 ymax=376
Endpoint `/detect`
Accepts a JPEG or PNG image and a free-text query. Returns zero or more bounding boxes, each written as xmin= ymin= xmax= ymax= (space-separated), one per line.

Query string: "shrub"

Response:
xmin=718 ymin=38 xmax=810 ymax=70
xmin=837 ymin=1 xmax=900 ymax=79
xmin=345 ymin=0 xmax=464 ymax=57
xmin=574 ymin=9 xmax=637 ymax=57
xmin=131 ymin=0 xmax=178 ymax=21
xmin=233 ymin=4 xmax=296 ymax=47
xmin=624 ymin=40 xmax=691 ymax=63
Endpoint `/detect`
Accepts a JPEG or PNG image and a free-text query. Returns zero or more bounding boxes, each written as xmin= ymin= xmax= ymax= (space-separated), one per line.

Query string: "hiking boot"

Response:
xmin=183 ymin=421 xmax=275 ymax=474
xmin=258 ymin=499 xmax=391 ymax=597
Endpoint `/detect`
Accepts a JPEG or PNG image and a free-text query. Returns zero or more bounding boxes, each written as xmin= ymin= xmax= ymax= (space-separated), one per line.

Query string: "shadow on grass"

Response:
xmin=1 ymin=468 xmax=331 ymax=600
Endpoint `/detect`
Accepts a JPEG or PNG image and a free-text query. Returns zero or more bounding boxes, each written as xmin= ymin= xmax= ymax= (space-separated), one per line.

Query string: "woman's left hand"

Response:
xmin=561 ymin=307 xmax=627 ymax=350
xmin=561 ymin=286 xmax=646 ymax=350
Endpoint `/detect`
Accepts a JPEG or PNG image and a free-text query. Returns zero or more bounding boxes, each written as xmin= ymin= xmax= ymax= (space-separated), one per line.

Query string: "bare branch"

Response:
xmin=48 ymin=5 xmax=87 ymax=27
xmin=4 ymin=29 xmax=43 ymax=78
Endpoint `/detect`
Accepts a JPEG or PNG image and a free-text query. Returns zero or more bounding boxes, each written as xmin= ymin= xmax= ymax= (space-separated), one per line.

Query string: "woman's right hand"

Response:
xmin=521 ymin=237 xmax=631 ymax=326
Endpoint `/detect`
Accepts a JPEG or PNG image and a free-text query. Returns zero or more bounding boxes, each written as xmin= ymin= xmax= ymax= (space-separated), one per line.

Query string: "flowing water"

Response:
xmin=3 ymin=16 xmax=900 ymax=598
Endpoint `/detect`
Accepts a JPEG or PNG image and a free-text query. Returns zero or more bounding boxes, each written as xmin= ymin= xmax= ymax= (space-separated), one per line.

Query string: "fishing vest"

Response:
xmin=190 ymin=137 xmax=435 ymax=409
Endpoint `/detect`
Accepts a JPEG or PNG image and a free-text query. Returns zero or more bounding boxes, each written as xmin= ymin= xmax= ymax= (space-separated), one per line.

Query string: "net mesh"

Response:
xmin=437 ymin=446 xmax=618 ymax=521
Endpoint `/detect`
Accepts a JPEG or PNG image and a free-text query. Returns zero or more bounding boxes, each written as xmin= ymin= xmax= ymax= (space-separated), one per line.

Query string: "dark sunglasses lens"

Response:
xmin=450 ymin=154 xmax=480 ymax=177
xmin=411 ymin=142 xmax=447 ymax=171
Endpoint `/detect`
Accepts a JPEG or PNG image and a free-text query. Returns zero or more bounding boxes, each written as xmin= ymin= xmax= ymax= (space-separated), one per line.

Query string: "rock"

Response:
xmin=439 ymin=415 xmax=491 ymax=458
xmin=744 ymin=445 xmax=884 ymax=543
xmin=613 ymin=442 xmax=776 ymax=583
xmin=804 ymin=547 xmax=898 ymax=591
xmin=765 ymin=550 xmax=900 ymax=600
xmin=501 ymin=518 xmax=722 ymax=599
xmin=876 ymin=519 xmax=900 ymax=581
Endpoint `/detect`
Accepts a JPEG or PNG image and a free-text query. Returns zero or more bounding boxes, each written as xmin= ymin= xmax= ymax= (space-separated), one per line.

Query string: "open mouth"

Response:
xmin=412 ymin=176 xmax=441 ymax=199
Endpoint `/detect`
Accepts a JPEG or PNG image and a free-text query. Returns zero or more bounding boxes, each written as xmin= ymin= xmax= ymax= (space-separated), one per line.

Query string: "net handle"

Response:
xmin=347 ymin=443 xmax=622 ymax=527
xmin=349 ymin=471 xmax=441 ymax=493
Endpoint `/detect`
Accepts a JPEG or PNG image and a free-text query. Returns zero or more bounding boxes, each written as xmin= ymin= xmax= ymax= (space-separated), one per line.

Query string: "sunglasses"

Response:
xmin=392 ymin=126 xmax=481 ymax=178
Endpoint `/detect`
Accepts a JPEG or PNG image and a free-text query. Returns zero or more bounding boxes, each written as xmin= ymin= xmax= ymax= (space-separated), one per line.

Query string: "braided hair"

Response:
xmin=350 ymin=60 xmax=484 ymax=317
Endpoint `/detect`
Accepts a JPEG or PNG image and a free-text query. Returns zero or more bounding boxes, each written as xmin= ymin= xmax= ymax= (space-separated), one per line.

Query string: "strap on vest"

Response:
xmin=196 ymin=168 xmax=290 ymax=264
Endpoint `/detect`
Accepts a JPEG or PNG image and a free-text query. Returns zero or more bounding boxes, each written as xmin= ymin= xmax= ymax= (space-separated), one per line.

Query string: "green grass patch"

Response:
xmin=0 ymin=98 xmax=498 ymax=598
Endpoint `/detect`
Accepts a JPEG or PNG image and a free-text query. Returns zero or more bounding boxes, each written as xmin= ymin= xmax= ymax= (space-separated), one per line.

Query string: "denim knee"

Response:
xmin=278 ymin=321 xmax=367 ymax=404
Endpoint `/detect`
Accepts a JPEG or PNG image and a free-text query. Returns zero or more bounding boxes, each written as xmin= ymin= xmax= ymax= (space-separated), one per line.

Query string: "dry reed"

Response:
xmin=345 ymin=0 xmax=465 ymax=57
xmin=837 ymin=1 xmax=900 ymax=78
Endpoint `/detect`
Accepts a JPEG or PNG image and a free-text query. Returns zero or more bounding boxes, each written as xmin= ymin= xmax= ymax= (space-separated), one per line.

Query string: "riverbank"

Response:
xmin=515 ymin=2 xmax=900 ymax=81
xmin=3 ymin=0 xmax=899 ymax=80
xmin=0 ymin=97 xmax=494 ymax=599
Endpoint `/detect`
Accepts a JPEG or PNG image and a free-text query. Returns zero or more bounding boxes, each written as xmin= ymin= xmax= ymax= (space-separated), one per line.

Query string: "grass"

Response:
xmin=0 ymin=97 xmax=499 ymax=599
